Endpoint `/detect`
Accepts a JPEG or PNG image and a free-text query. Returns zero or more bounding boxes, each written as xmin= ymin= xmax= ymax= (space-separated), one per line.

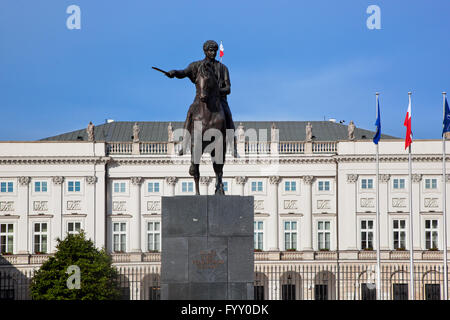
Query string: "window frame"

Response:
xmin=33 ymin=222 xmax=49 ymax=254
xmin=112 ymin=222 xmax=127 ymax=253
xmin=181 ymin=181 xmax=194 ymax=193
xmin=392 ymin=178 xmax=406 ymax=190
xmin=317 ymin=220 xmax=331 ymax=250
xmin=360 ymin=219 xmax=374 ymax=250
xmin=147 ymin=221 xmax=161 ymax=252
xmin=66 ymin=179 xmax=83 ymax=194
xmin=317 ymin=180 xmax=331 ymax=192
xmin=0 ymin=181 xmax=14 ymax=194
xmin=424 ymin=219 xmax=439 ymax=250
xmin=283 ymin=220 xmax=298 ymax=251
xmin=66 ymin=221 xmax=82 ymax=235
xmin=0 ymin=223 xmax=14 ymax=254
xmin=392 ymin=219 xmax=407 ymax=250
xmin=254 ymin=220 xmax=264 ymax=250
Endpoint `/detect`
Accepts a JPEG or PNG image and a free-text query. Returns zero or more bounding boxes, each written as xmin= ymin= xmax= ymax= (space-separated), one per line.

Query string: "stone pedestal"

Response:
xmin=161 ymin=195 xmax=254 ymax=300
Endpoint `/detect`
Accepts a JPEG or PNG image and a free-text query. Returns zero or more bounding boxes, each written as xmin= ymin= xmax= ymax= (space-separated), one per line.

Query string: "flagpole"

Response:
xmin=375 ymin=92 xmax=381 ymax=300
xmin=408 ymin=91 xmax=415 ymax=300
xmin=443 ymin=91 xmax=448 ymax=300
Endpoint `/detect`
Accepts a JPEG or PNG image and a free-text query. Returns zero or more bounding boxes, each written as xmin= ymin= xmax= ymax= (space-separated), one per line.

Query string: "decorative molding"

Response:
xmin=412 ymin=174 xmax=422 ymax=183
xmin=85 ymin=176 xmax=97 ymax=184
xmin=424 ymin=198 xmax=438 ymax=208
xmin=392 ymin=198 xmax=407 ymax=208
xmin=113 ymin=201 xmax=127 ymax=212
xmin=283 ymin=200 xmax=298 ymax=210
xmin=303 ymin=175 xmax=314 ymax=185
xmin=360 ymin=198 xmax=375 ymax=208
xmin=254 ymin=200 xmax=264 ymax=210
xmin=0 ymin=157 xmax=111 ymax=165
xmin=131 ymin=177 xmax=143 ymax=185
xmin=18 ymin=176 xmax=31 ymax=186
xmin=63 ymin=214 xmax=87 ymax=218
xmin=0 ymin=201 xmax=14 ymax=212
xmin=317 ymin=200 xmax=331 ymax=210
xmin=269 ymin=176 xmax=281 ymax=185
xmin=67 ymin=200 xmax=81 ymax=210
xmin=52 ymin=176 xmax=64 ymax=185
xmin=0 ymin=215 xmax=20 ymax=219
xmin=379 ymin=174 xmax=391 ymax=183
xmin=347 ymin=174 xmax=358 ymax=183
xmin=165 ymin=177 xmax=178 ymax=186
xmin=235 ymin=176 xmax=248 ymax=185
xmin=147 ymin=201 xmax=161 ymax=212
xmin=33 ymin=201 xmax=48 ymax=212
xmin=199 ymin=177 xmax=212 ymax=185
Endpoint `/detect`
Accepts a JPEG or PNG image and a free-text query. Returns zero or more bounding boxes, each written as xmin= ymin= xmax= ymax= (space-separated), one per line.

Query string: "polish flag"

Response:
xmin=219 ymin=41 xmax=224 ymax=58
xmin=404 ymin=94 xmax=412 ymax=149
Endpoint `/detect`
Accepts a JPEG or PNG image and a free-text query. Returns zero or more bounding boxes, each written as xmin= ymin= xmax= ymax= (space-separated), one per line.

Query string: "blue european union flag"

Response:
xmin=443 ymin=97 xmax=450 ymax=136
xmin=373 ymin=99 xmax=381 ymax=144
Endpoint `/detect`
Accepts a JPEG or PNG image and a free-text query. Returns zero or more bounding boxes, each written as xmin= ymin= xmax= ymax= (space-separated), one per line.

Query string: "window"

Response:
xmin=223 ymin=182 xmax=228 ymax=192
xmin=281 ymin=283 xmax=296 ymax=300
xmin=251 ymin=181 xmax=263 ymax=192
xmin=317 ymin=221 xmax=331 ymax=250
xmin=254 ymin=286 xmax=265 ymax=300
xmin=425 ymin=219 xmax=438 ymax=250
xmin=254 ymin=221 xmax=264 ymax=250
xmin=361 ymin=220 xmax=374 ymax=250
xmin=361 ymin=179 xmax=373 ymax=190
xmin=315 ymin=285 xmax=328 ymax=300
xmin=148 ymin=182 xmax=160 ymax=193
xmin=0 ymin=224 xmax=14 ymax=254
xmin=147 ymin=222 xmax=160 ymax=252
xmin=425 ymin=179 xmax=437 ymax=190
xmin=33 ymin=223 xmax=48 ymax=254
xmin=113 ymin=182 xmax=126 ymax=193
xmin=393 ymin=219 xmax=407 ymax=250
xmin=284 ymin=181 xmax=296 ymax=192
xmin=68 ymin=181 xmax=81 ymax=192
xmin=34 ymin=181 xmax=48 ymax=193
xmin=113 ymin=222 xmax=127 ymax=252
xmin=181 ymin=182 xmax=193 ymax=193
xmin=393 ymin=284 xmax=408 ymax=300
xmin=67 ymin=222 xmax=81 ymax=235
xmin=318 ymin=181 xmax=330 ymax=191
xmin=393 ymin=178 xmax=405 ymax=190
xmin=425 ymin=284 xmax=440 ymax=300
xmin=284 ymin=221 xmax=298 ymax=250
xmin=0 ymin=182 xmax=13 ymax=193
xmin=361 ymin=283 xmax=376 ymax=300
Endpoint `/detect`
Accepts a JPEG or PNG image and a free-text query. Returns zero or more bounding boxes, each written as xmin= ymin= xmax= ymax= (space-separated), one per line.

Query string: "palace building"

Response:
xmin=0 ymin=120 xmax=449 ymax=300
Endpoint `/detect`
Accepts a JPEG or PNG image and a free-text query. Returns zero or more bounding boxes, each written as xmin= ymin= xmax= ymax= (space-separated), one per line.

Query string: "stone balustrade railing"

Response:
xmin=107 ymin=142 xmax=133 ymax=155
xmin=245 ymin=141 xmax=271 ymax=154
xmin=312 ymin=141 xmax=337 ymax=153
xmin=140 ymin=142 xmax=167 ymax=155
xmin=279 ymin=141 xmax=305 ymax=154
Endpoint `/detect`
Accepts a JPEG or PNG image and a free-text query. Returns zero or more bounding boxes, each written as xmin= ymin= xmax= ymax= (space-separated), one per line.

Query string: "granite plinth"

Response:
xmin=161 ymin=195 xmax=254 ymax=300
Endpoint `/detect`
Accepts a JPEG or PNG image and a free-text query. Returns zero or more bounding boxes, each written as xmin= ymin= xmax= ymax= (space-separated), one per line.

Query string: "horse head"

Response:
xmin=196 ymin=61 xmax=218 ymax=103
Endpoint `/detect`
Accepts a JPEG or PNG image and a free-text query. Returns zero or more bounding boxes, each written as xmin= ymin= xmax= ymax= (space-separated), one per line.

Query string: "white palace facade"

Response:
xmin=0 ymin=120 xmax=449 ymax=300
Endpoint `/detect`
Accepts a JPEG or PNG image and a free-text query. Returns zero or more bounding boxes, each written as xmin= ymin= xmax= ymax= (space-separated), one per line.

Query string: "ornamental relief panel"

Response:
xmin=67 ymin=200 xmax=81 ymax=210
xmin=317 ymin=200 xmax=331 ymax=210
xmin=147 ymin=201 xmax=161 ymax=212
xmin=283 ymin=200 xmax=298 ymax=210
xmin=33 ymin=201 xmax=48 ymax=211
xmin=0 ymin=201 xmax=14 ymax=211
xmin=360 ymin=198 xmax=375 ymax=208
xmin=424 ymin=198 xmax=439 ymax=208
xmin=254 ymin=200 xmax=264 ymax=211
xmin=392 ymin=198 xmax=407 ymax=208
xmin=113 ymin=201 xmax=127 ymax=212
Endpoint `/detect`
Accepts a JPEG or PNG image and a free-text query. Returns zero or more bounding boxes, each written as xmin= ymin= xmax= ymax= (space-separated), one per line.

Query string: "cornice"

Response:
xmin=336 ymin=154 xmax=449 ymax=163
xmin=0 ymin=156 xmax=111 ymax=165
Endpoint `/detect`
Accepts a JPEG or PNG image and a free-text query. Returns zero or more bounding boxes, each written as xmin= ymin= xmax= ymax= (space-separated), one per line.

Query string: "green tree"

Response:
xmin=30 ymin=231 xmax=121 ymax=300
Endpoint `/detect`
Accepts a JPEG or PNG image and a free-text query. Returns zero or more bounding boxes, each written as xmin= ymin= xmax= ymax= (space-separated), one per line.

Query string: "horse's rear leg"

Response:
xmin=213 ymin=162 xmax=224 ymax=195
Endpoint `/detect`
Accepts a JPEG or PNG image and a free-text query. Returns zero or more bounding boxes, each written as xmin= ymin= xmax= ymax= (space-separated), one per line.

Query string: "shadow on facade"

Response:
xmin=0 ymin=255 xmax=33 ymax=300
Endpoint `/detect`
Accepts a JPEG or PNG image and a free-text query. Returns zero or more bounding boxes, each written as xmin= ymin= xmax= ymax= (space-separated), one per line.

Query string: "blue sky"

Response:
xmin=0 ymin=0 xmax=449 ymax=141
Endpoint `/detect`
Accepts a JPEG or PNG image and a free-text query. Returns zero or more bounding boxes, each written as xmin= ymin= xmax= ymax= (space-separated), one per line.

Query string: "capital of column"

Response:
xmin=52 ymin=176 xmax=64 ymax=185
xmin=379 ymin=174 xmax=391 ymax=183
xmin=18 ymin=176 xmax=31 ymax=186
xmin=269 ymin=176 xmax=281 ymax=185
xmin=165 ymin=176 xmax=178 ymax=186
xmin=199 ymin=176 xmax=212 ymax=185
xmin=347 ymin=174 xmax=358 ymax=183
xmin=235 ymin=176 xmax=248 ymax=185
xmin=131 ymin=177 xmax=143 ymax=185
xmin=85 ymin=176 xmax=97 ymax=185
xmin=303 ymin=175 xmax=314 ymax=185
xmin=412 ymin=174 xmax=422 ymax=183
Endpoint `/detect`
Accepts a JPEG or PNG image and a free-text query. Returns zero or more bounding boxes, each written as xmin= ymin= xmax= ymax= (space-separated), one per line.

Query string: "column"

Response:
xmin=379 ymin=174 xmax=390 ymax=250
xmin=95 ymin=165 xmax=106 ymax=249
xmin=130 ymin=177 xmax=143 ymax=253
xmin=268 ymin=176 xmax=281 ymax=251
xmin=17 ymin=177 xmax=30 ymax=254
xmin=235 ymin=176 xmax=247 ymax=196
xmin=344 ymin=174 xmax=358 ymax=250
xmin=51 ymin=176 xmax=64 ymax=253
xmin=199 ymin=177 xmax=211 ymax=195
xmin=412 ymin=174 xmax=422 ymax=251
xmin=85 ymin=176 xmax=96 ymax=243
xmin=302 ymin=176 xmax=314 ymax=251
xmin=165 ymin=177 xmax=178 ymax=196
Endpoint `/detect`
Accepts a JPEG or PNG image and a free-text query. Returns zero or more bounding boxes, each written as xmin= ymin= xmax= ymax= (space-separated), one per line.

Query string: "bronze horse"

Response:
xmin=182 ymin=61 xmax=227 ymax=195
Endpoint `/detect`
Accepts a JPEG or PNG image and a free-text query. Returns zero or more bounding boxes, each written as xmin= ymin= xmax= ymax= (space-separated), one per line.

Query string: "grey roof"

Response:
xmin=40 ymin=121 xmax=398 ymax=142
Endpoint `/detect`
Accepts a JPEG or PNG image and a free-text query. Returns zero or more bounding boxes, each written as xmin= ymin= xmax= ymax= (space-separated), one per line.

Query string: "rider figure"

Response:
xmin=166 ymin=40 xmax=238 ymax=157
